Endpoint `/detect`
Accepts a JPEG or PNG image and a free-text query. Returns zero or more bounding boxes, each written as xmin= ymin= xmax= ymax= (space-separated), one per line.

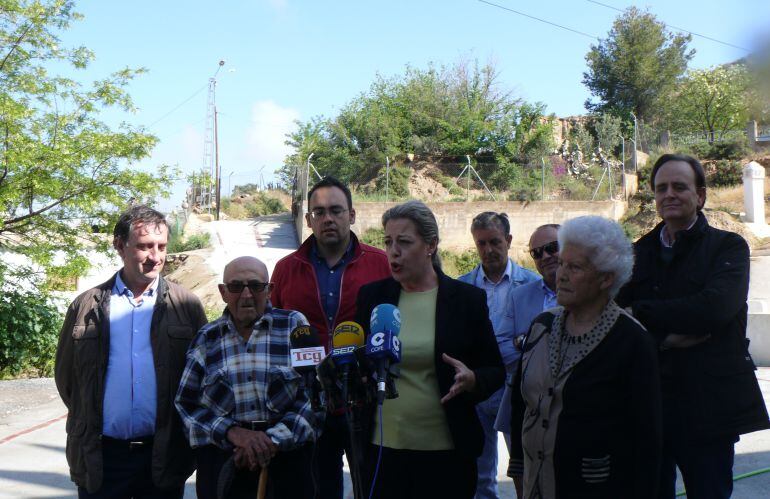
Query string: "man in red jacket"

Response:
xmin=271 ymin=176 xmax=390 ymax=498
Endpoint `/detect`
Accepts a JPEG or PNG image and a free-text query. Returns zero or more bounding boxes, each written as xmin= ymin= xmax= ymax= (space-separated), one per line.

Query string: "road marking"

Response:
xmin=0 ymin=413 xmax=67 ymax=445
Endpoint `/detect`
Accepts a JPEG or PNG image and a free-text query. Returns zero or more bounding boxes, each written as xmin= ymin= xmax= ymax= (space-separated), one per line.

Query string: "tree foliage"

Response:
xmin=0 ymin=0 xmax=173 ymax=287
xmin=280 ymin=59 xmax=555 ymax=186
xmin=583 ymin=7 xmax=694 ymax=122
xmin=664 ymin=64 xmax=752 ymax=141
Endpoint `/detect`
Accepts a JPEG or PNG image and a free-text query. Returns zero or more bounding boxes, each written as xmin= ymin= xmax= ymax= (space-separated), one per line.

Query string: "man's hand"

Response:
xmin=232 ymin=447 xmax=251 ymax=470
xmin=226 ymin=426 xmax=278 ymax=469
xmin=440 ymin=353 xmax=476 ymax=404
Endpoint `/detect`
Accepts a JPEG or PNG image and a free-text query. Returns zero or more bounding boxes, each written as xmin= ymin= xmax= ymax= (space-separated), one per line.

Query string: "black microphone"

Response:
xmin=289 ymin=324 xmax=325 ymax=410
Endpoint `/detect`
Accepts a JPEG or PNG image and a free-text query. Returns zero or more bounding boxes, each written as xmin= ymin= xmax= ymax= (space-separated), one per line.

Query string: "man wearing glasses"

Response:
xmin=458 ymin=212 xmax=539 ymax=499
xmin=271 ymin=176 xmax=390 ymax=498
xmin=495 ymin=223 xmax=560 ymax=498
xmin=175 ymin=256 xmax=318 ymax=498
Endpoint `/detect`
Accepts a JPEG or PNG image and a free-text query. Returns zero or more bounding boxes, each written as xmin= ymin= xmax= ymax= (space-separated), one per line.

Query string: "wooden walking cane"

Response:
xmin=256 ymin=465 xmax=268 ymax=499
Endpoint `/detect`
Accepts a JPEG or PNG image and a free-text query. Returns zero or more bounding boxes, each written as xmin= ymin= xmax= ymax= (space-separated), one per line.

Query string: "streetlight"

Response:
xmin=228 ymin=171 xmax=234 ymax=196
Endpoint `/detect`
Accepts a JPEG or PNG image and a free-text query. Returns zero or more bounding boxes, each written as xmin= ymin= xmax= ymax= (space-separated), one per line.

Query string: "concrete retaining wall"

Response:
xmin=296 ymin=199 xmax=626 ymax=259
xmin=352 ymin=200 xmax=627 ymax=254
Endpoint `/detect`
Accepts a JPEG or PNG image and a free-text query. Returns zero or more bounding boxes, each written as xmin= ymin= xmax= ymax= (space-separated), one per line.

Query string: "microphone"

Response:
xmin=331 ymin=321 xmax=366 ymax=405
xmin=366 ymin=304 xmax=402 ymax=404
xmin=290 ymin=325 xmax=325 ymax=410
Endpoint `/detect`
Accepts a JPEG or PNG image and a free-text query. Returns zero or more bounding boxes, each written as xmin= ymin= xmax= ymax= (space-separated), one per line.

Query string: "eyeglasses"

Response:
xmin=309 ymin=207 xmax=348 ymax=220
xmin=529 ymin=241 xmax=559 ymax=260
xmin=224 ymin=280 xmax=270 ymax=294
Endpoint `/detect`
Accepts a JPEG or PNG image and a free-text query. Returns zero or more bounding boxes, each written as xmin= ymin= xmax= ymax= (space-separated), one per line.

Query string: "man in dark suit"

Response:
xmin=617 ymin=154 xmax=769 ymax=499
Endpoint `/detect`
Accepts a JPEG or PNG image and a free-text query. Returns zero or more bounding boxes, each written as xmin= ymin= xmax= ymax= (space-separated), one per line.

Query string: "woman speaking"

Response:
xmin=355 ymin=200 xmax=504 ymax=498
xmin=508 ymin=216 xmax=661 ymax=499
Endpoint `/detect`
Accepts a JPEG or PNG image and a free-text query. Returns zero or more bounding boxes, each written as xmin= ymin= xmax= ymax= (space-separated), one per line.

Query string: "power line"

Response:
xmin=477 ymin=0 xmax=599 ymax=40
xmin=586 ymin=0 xmax=750 ymax=52
xmin=146 ymin=84 xmax=208 ymax=129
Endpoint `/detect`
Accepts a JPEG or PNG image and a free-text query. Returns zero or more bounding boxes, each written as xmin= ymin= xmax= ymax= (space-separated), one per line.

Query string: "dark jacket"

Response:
xmin=54 ymin=274 xmax=208 ymax=493
xmin=271 ymin=232 xmax=390 ymax=352
xmin=616 ymin=213 xmax=770 ymax=441
xmin=354 ymin=269 xmax=505 ymax=458
xmin=510 ymin=309 xmax=661 ymax=499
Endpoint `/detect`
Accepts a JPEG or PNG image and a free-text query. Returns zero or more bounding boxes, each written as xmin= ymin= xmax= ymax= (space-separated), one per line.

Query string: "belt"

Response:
xmin=237 ymin=420 xmax=268 ymax=432
xmin=102 ymin=435 xmax=154 ymax=451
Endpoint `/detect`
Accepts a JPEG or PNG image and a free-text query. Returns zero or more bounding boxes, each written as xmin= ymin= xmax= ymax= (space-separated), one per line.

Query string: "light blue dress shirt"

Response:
xmin=458 ymin=259 xmax=539 ymax=369
xmin=102 ymin=272 xmax=158 ymax=439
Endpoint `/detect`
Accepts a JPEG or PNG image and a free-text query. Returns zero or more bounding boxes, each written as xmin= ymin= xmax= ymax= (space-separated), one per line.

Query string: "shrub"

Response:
xmin=224 ymin=192 xmax=286 ymax=219
xmin=0 ymin=290 xmax=62 ymax=377
xmin=439 ymin=249 xmax=479 ymax=278
xmin=709 ymin=160 xmax=743 ymax=187
xmin=168 ymin=230 xmax=211 ymax=253
xmin=690 ymin=138 xmax=751 ymax=161
xmin=360 ymin=227 xmax=385 ymax=249
xmin=375 ymin=165 xmax=411 ymax=198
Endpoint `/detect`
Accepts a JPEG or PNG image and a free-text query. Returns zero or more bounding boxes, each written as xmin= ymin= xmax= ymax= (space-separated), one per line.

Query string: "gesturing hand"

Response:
xmin=440 ymin=353 xmax=476 ymax=404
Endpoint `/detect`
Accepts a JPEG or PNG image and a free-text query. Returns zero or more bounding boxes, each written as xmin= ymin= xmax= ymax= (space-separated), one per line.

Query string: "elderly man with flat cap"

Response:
xmin=175 ymin=256 xmax=318 ymax=499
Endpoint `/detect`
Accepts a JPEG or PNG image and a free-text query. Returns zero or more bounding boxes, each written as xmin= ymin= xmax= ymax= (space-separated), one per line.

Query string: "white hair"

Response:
xmin=558 ymin=216 xmax=633 ymax=298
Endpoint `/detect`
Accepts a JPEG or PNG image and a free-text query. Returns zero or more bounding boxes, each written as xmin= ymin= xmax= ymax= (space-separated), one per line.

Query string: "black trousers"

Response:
xmin=195 ymin=444 xmax=314 ymax=499
xmin=364 ymin=445 xmax=477 ymax=499
xmin=77 ymin=437 xmax=183 ymax=499
xmin=315 ymin=413 xmax=351 ymax=499
xmin=658 ymin=436 xmax=737 ymax=499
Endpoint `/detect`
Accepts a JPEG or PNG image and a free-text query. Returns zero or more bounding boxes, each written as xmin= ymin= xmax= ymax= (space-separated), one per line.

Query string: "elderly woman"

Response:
xmin=508 ymin=216 xmax=661 ymax=499
xmin=354 ymin=200 xmax=505 ymax=498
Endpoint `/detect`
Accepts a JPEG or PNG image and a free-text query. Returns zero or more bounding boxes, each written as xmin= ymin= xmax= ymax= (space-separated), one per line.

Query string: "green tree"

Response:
xmin=583 ymin=7 xmax=694 ymax=122
xmin=593 ymin=113 xmax=625 ymax=155
xmin=0 ymin=0 xmax=173 ymax=287
xmin=665 ymin=64 xmax=751 ymax=142
xmin=282 ymin=58 xmax=553 ymax=186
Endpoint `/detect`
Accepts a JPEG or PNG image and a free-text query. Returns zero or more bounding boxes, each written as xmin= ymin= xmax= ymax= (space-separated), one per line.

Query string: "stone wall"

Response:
xmin=337 ymin=200 xmax=627 ymax=259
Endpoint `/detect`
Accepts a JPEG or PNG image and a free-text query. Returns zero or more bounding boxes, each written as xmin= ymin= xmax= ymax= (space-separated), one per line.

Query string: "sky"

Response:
xmin=55 ymin=0 xmax=769 ymax=211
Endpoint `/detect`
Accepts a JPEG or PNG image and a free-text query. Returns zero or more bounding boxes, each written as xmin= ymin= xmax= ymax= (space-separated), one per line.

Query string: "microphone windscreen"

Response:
xmin=290 ymin=325 xmax=325 ymax=371
xmin=290 ymin=324 xmax=320 ymax=348
xmin=370 ymin=304 xmax=401 ymax=336
xmin=331 ymin=321 xmax=366 ymax=349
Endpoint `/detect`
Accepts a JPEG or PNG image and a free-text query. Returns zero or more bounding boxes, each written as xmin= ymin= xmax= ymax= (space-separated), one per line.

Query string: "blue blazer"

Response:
xmin=505 ymin=278 xmax=552 ymax=340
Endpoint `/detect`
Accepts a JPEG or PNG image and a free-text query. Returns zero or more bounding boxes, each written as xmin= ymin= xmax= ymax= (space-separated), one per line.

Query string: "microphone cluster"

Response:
xmin=289 ymin=305 xmax=402 ymax=499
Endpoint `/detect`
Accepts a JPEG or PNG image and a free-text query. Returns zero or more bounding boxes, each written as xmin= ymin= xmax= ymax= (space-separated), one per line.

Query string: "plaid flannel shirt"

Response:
xmin=175 ymin=307 xmax=318 ymax=451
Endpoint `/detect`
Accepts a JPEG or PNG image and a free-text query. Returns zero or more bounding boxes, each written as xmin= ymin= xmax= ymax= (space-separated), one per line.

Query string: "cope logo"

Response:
xmin=367 ymin=332 xmax=401 ymax=356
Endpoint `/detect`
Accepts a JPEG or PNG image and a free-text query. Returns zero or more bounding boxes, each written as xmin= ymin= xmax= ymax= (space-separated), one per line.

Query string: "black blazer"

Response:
xmin=616 ymin=213 xmax=769 ymax=441
xmin=354 ymin=268 xmax=505 ymax=458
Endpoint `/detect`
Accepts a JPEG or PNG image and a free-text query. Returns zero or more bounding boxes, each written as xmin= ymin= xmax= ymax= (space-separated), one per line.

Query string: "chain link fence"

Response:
xmin=288 ymin=153 xmax=629 ymax=208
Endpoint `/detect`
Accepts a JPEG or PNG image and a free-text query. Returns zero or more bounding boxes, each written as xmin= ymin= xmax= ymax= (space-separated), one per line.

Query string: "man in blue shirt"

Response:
xmin=56 ymin=205 xmax=208 ymax=498
xmin=458 ymin=212 xmax=539 ymax=499
xmin=496 ymin=223 xmax=560 ymax=498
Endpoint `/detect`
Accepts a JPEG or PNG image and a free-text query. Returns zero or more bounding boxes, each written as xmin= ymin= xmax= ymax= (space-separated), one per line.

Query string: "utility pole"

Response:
xmin=202 ymin=60 xmax=225 ymax=216
xmin=214 ymin=108 xmax=221 ymax=220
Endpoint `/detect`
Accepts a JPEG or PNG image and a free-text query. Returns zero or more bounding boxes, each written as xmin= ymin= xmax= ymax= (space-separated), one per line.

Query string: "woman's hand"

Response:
xmin=440 ymin=353 xmax=477 ymax=404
